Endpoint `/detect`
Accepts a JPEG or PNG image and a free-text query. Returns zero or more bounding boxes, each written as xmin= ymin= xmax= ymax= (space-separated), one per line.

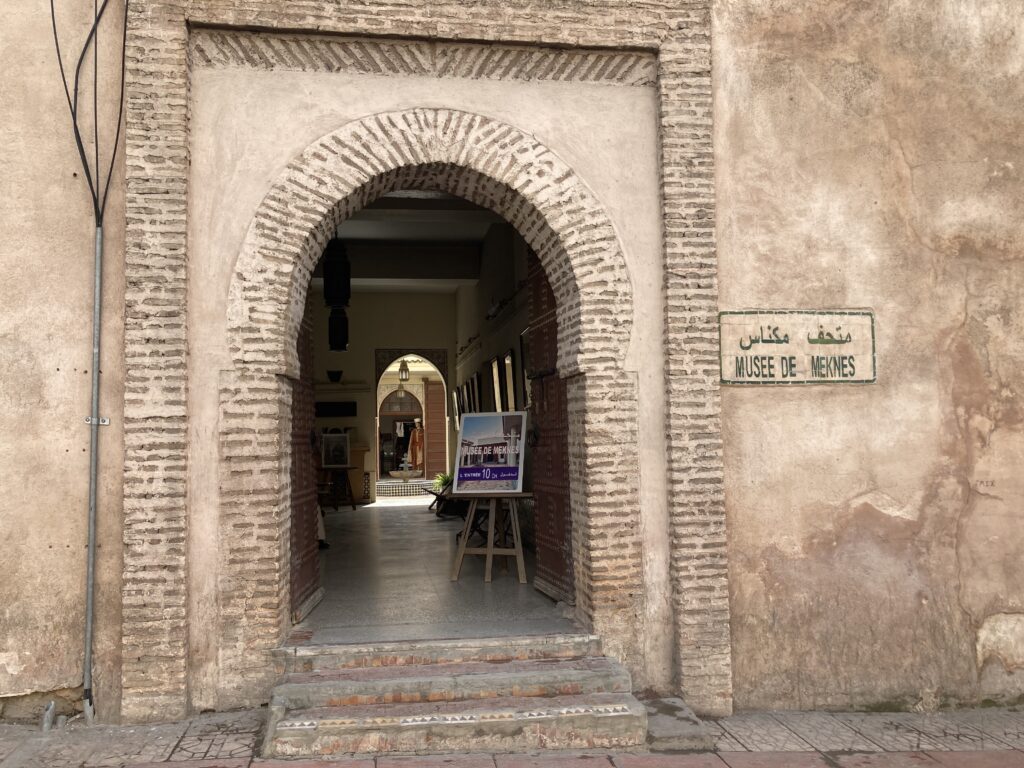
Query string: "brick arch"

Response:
xmin=227 ymin=109 xmax=632 ymax=381
xmin=214 ymin=109 xmax=644 ymax=708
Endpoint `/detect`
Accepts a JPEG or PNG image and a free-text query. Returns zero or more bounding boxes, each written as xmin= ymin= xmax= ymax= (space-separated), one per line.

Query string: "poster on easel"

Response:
xmin=453 ymin=411 xmax=527 ymax=494
xmin=321 ymin=432 xmax=351 ymax=468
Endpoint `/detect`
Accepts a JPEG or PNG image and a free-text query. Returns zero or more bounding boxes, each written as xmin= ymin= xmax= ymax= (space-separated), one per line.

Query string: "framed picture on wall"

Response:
xmin=503 ymin=350 xmax=516 ymax=410
xmin=519 ymin=331 xmax=531 ymax=409
xmin=471 ymin=373 xmax=482 ymax=413
xmin=322 ymin=432 xmax=351 ymax=468
xmin=491 ymin=357 xmax=503 ymax=411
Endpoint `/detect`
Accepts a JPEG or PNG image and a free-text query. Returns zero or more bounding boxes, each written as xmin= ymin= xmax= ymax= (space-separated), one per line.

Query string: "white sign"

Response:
xmin=453 ymin=412 xmax=527 ymax=494
xmin=719 ymin=310 xmax=876 ymax=385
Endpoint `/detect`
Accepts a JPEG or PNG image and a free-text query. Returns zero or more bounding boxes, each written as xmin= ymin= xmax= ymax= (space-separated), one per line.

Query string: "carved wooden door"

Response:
xmin=526 ymin=253 xmax=575 ymax=604
xmin=424 ymin=380 xmax=448 ymax=476
xmin=290 ymin=310 xmax=321 ymax=618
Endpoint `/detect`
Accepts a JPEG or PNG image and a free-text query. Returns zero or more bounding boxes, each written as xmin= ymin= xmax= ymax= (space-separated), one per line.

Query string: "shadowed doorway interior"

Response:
xmin=288 ymin=191 xmax=577 ymax=645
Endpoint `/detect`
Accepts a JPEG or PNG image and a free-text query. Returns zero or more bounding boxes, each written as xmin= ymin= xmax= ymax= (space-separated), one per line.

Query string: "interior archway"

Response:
xmin=215 ymin=108 xmax=644 ymax=704
xmin=376 ymin=356 xmax=444 ymax=483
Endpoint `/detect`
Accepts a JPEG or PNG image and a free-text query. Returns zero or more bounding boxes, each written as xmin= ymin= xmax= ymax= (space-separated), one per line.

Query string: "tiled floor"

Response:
xmin=296 ymin=499 xmax=576 ymax=645
xmin=707 ymin=711 xmax=1024 ymax=754
xmin=2 ymin=709 xmax=1024 ymax=767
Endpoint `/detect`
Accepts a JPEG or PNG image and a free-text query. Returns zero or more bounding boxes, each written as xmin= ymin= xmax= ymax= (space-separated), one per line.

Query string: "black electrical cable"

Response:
xmin=51 ymin=0 xmax=120 ymax=221
xmin=93 ymin=0 xmax=99 ymax=212
xmin=71 ymin=0 xmax=113 ymax=218
xmin=100 ymin=1 xmax=129 ymax=219
xmin=50 ymin=0 xmax=99 ymax=218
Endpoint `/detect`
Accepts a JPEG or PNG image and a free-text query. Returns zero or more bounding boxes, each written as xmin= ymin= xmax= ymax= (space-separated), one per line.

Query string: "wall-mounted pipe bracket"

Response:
xmin=85 ymin=417 xmax=110 ymax=426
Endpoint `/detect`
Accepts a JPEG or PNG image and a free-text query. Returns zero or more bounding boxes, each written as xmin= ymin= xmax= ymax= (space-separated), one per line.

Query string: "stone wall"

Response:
xmin=715 ymin=0 xmax=1024 ymax=710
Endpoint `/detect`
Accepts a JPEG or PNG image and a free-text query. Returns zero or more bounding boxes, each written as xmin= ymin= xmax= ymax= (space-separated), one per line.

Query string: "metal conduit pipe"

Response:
xmin=83 ymin=224 xmax=103 ymax=712
xmin=49 ymin=0 xmax=128 ymax=720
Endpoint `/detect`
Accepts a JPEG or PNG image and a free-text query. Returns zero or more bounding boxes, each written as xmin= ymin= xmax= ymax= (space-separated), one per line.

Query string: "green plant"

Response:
xmin=432 ymin=472 xmax=453 ymax=492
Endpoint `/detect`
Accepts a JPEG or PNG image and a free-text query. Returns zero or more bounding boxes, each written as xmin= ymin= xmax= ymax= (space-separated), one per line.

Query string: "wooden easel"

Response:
xmin=318 ymin=466 xmax=357 ymax=511
xmin=450 ymin=492 xmax=531 ymax=583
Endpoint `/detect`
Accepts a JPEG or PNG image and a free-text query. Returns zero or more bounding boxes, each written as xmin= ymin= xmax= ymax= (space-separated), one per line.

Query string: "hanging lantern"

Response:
xmin=322 ymin=239 xmax=351 ymax=308
xmin=328 ymin=307 xmax=348 ymax=351
xmin=398 ymin=359 xmax=410 ymax=383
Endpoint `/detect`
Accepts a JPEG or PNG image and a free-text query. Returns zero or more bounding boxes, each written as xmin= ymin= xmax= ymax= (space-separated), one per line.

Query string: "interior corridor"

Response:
xmin=294 ymin=498 xmax=576 ymax=646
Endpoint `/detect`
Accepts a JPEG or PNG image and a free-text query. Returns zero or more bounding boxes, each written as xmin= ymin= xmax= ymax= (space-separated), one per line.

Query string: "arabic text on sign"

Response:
xmin=719 ymin=310 xmax=875 ymax=385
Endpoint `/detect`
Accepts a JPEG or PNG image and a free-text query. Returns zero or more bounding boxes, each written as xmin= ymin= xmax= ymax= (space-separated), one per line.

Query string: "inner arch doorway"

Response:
xmin=215 ymin=108 xmax=645 ymax=707
xmin=376 ymin=355 xmax=448 ymax=485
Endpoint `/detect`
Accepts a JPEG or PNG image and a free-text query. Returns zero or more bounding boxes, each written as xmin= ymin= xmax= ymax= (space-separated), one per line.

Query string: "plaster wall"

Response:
xmin=715 ymin=0 xmax=1024 ymax=709
xmin=186 ymin=65 xmax=672 ymax=696
xmin=0 ymin=3 xmax=125 ymax=720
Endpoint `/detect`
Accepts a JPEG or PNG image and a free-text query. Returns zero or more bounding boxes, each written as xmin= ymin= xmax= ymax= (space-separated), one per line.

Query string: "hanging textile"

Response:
xmin=409 ymin=425 xmax=425 ymax=470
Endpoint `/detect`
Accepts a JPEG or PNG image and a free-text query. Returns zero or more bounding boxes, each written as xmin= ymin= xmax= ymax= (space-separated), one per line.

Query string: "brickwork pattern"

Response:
xmin=658 ymin=20 xmax=733 ymax=716
xmin=227 ymin=110 xmax=632 ymax=378
xmin=122 ymin=0 xmax=190 ymax=722
xmin=216 ymin=369 xmax=293 ymax=707
xmin=191 ymin=29 xmax=657 ymax=87
xmin=220 ymin=108 xmax=644 ymax=707
xmin=122 ymin=1 xmax=727 ymax=721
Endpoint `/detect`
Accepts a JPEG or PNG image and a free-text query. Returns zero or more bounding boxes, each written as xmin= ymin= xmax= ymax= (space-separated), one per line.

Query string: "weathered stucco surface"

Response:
xmin=0 ymin=4 xmax=125 ymax=720
xmin=716 ymin=0 xmax=1024 ymax=709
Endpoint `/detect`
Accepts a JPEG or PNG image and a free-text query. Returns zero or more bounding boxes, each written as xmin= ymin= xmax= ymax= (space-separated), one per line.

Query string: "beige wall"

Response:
xmin=0 ymin=4 xmax=125 ymax=719
xmin=716 ymin=0 xmax=1024 ymax=709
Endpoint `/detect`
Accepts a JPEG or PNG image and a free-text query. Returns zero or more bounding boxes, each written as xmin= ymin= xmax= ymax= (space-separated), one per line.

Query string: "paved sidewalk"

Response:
xmin=1 ymin=708 xmax=1023 ymax=767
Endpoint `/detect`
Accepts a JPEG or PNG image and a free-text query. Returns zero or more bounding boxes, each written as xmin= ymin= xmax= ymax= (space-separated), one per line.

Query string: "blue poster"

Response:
xmin=453 ymin=411 xmax=527 ymax=494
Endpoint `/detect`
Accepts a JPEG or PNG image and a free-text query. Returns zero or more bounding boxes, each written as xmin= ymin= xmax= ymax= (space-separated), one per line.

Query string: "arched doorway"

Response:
xmin=376 ymin=355 xmax=449 ymax=490
xmin=214 ymin=108 xmax=643 ymax=706
xmin=378 ymin=388 xmax=424 ymax=479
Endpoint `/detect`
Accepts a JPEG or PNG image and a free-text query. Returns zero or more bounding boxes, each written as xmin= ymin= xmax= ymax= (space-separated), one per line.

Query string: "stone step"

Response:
xmin=273 ymin=656 xmax=631 ymax=708
xmin=274 ymin=633 xmax=602 ymax=673
xmin=264 ymin=692 xmax=647 ymax=757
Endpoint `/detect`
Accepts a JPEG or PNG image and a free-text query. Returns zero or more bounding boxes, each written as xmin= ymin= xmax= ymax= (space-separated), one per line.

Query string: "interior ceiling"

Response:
xmin=331 ymin=191 xmax=502 ymax=293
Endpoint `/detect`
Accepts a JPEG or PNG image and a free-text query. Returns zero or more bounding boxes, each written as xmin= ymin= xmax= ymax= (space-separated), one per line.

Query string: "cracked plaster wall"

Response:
xmin=716 ymin=0 xmax=1024 ymax=709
